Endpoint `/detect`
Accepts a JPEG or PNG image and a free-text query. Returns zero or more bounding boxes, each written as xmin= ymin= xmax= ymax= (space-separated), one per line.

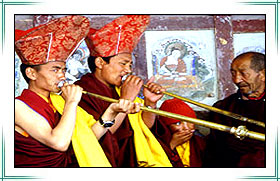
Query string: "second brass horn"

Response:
xmin=82 ymin=90 xmax=265 ymax=142
xmin=143 ymin=85 xmax=265 ymax=128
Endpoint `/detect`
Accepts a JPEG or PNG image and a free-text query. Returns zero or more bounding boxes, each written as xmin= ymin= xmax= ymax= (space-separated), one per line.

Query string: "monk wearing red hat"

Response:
xmin=75 ymin=15 xmax=173 ymax=167
xmin=15 ymin=15 xmax=140 ymax=167
xmin=158 ymin=98 xmax=206 ymax=167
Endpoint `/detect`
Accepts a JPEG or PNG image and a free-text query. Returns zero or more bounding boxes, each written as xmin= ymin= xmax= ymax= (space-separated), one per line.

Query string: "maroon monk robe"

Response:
xmin=15 ymin=89 xmax=77 ymax=167
xmin=203 ymin=90 xmax=265 ymax=167
xmin=75 ymin=73 xmax=137 ymax=167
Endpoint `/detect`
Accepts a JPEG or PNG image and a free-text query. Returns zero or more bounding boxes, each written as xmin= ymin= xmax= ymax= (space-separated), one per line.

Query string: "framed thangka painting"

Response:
xmin=145 ymin=30 xmax=218 ymax=108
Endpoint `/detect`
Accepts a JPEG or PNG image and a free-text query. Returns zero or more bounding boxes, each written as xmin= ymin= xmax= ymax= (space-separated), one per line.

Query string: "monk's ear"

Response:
xmin=259 ymin=69 xmax=265 ymax=82
xmin=25 ymin=67 xmax=37 ymax=81
xmin=95 ymin=57 xmax=105 ymax=69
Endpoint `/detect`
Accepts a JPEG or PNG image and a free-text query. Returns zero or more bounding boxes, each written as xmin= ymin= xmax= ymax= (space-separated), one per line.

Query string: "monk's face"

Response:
xmin=169 ymin=121 xmax=195 ymax=133
xmin=230 ymin=55 xmax=265 ymax=98
xmin=29 ymin=61 xmax=66 ymax=95
xmin=100 ymin=53 xmax=132 ymax=87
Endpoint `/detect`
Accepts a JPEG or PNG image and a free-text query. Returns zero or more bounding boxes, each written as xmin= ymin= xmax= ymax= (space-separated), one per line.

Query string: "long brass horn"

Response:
xmin=143 ymin=85 xmax=265 ymax=128
xmin=82 ymin=91 xmax=265 ymax=142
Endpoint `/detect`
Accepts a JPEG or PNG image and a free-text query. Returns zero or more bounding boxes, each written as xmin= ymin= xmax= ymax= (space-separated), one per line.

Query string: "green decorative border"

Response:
xmin=1 ymin=128 xmax=41 ymax=180
xmin=241 ymin=0 xmax=279 ymax=50
xmin=1 ymin=0 xmax=40 ymax=52
xmin=1 ymin=1 xmax=279 ymax=180
xmin=239 ymin=0 xmax=279 ymax=179
xmin=1 ymin=1 xmax=42 ymax=180
xmin=239 ymin=131 xmax=279 ymax=180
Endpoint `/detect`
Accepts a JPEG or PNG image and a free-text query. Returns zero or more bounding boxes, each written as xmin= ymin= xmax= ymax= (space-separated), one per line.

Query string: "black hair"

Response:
xmin=250 ymin=52 xmax=265 ymax=72
xmin=87 ymin=55 xmax=113 ymax=73
xmin=20 ymin=63 xmax=41 ymax=83
xmin=234 ymin=52 xmax=265 ymax=72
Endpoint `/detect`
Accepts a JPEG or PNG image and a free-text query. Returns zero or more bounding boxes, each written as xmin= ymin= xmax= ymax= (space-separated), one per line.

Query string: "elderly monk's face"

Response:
xmin=100 ymin=53 xmax=132 ymax=87
xmin=32 ymin=61 xmax=67 ymax=93
xmin=230 ymin=55 xmax=265 ymax=98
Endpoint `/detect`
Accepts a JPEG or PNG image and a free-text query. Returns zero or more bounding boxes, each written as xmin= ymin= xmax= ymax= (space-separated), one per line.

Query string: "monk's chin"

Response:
xmin=115 ymin=79 xmax=122 ymax=87
xmin=240 ymin=89 xmax=254 ymax=97
xmin=52 ymin=87 xmax=61 ymax=94
xmin=115 ymin=82 xmax=122 ymax=87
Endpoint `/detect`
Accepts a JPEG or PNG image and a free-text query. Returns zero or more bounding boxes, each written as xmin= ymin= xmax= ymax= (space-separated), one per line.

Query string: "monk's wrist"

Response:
xmin=104 ymin=104 xmax=118 ymax=119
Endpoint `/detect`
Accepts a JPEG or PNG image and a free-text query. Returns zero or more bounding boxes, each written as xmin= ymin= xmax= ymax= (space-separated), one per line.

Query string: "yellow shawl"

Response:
xmin=176 ymin=141 xmax=190 ymax=167
xmin=115 ymin=87 xmax=172 ymax=167
xmin=50 ymin=93 xmax=111 ymax=167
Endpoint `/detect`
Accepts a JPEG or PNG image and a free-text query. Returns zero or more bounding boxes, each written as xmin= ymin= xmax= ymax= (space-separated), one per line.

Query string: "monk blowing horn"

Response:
xmin=82 ymin=90 xmax=265 ymax=142
xmin=142 ymin=85 xmax=265 ymax=128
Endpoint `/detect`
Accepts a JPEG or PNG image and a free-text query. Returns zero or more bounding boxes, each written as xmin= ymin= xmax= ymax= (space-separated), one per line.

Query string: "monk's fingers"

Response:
xmin=146 ymin=76 xmax=155 ymax=84
xmin=118 ymin=99 xmax=134 ymax=113
xmin=127 ymin=102 xmax=141 ymax=114
xmin=124 ymin=75 xmax=143 ymax=86
xmin=118 ymin=99 xmax=141 ymax=114
xmin=146 ymin=83 xmax=163 ymax=94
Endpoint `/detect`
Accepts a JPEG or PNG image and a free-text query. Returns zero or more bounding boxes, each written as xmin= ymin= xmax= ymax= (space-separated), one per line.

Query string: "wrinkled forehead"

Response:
xmin=231 ymin=56 xmax=252 ymax=69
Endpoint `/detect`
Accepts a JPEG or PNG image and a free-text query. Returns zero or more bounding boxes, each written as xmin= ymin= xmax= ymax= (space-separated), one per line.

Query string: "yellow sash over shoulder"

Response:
xmin=176 ymin=141 xmax=190 ymax=167
xmin=115 ymin=87 xmax=172 ymax=167
xmin=50 ymin=93 xmax=111 ymax=167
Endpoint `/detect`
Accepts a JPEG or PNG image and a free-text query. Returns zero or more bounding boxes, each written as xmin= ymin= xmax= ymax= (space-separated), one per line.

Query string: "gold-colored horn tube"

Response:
xmin=82 ymin=91 xmax=265 ymax=142
xmin=143 ymin=85 xmax=265 ymax=128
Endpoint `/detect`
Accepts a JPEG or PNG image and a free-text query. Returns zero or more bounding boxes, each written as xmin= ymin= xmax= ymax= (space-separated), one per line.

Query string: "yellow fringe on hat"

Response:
xmin=50 ymin=93 xmax=111 ymax=167
xmin=115 ymin=87 xmax=172 ymax=167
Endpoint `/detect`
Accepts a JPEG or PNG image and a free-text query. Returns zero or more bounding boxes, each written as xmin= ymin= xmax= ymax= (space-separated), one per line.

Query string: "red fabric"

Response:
xmin=159 ymin=98 xmax=196 ymax=125
xmin=75 ymin=73 xmax=137 ymax=167
xmin=155 ymin=98 xmax=206 ymax=167
xmin=15 ymin=89 xmax=76 ymax=167
xmin=151 ymin=119 xmax=206 ymax=167
xmin=189 ymin=133 xmax=206 ymax=167
xmin=247 ymin=91 xmax=265 ymax=100
xmin=150 ymin=120 xmax=184 ymax=167
xmin=86 ymin=15 xmax=150 ymax=57
xmin=15 ymin=15 xmax=89 ymax=65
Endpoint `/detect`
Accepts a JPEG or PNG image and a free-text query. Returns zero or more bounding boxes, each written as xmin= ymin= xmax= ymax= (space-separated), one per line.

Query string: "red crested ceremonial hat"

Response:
xmin=159 ymin=98 xmax=196 ymax=126
xmin=86 ymin=15 xmax=150 ymax=57
xmin=15 ymin=15 xmax=90 ymax=65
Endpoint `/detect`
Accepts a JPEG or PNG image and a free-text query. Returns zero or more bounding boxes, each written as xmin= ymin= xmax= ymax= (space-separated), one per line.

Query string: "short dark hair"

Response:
xmin=87 ymin=55 xmax=113 ymax=72
xmin=20 ymin=63 xmax=41 ymax=83
xmin=250 ymin=52 xmax=265 ymax=72
xmin=234 ymin=52 xmax=265 ymax=72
